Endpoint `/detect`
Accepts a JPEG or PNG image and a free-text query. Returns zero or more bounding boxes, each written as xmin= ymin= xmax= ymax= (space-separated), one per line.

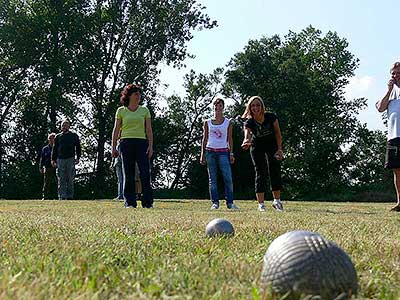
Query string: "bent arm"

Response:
xmin=376 ymin=84 xmax=394 ymax=112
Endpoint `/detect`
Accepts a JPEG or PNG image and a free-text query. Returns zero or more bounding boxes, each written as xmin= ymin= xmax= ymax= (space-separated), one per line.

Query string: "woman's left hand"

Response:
xmin=230 ymin=154 xmax=235 ymax=164
xmin=147 ymin=146 xmax=153 ymax=158
xmin=274 ymin=149 xmax=283 ymax=161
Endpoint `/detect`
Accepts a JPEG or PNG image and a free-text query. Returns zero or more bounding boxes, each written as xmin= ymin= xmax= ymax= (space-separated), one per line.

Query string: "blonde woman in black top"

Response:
xmin=241 ymin=96 xmax=284 ymax=212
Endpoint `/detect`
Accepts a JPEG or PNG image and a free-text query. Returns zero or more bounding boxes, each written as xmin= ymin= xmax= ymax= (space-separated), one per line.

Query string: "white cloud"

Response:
xmin=344 ymin=75 xmax=375 ymax=100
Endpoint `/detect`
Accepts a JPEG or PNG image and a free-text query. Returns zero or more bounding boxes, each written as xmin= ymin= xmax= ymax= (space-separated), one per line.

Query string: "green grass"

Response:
xmin=0 ymin=200 xmax=399 ymax=300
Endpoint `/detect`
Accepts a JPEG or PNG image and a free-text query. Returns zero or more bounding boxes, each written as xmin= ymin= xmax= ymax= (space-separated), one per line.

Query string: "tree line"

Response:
xmin=0 ymin=0 xmax=392 ymax=201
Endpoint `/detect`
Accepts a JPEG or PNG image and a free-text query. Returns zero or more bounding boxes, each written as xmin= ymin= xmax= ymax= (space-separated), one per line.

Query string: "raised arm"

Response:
xmin=376 ymin=79 xmax=395 ymax=112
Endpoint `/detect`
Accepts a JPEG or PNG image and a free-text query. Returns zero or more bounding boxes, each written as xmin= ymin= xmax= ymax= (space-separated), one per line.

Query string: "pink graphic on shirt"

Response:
xmin=212 ymin=129 xmax=223 ymax=139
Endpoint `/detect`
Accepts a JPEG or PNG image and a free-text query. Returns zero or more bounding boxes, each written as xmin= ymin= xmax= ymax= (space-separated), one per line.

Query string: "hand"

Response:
xmin=230 ymin=155 xmax=235 ymax=164
xmin=39 ymin=168 xmax=44 ymax=174
xmin=51 ymin=160 xmax=57 ymax=168
xmin=274 ymin=149 xmax=283 ymax=161
xmin=388 ymin=79 xmax=395 ymax=90
xmin=200 ymin=155 xmax=206 ymax=165
xmin=146 ymin=146 xmax=153 ymax=158
xmin=112 ymin=149 xmax=119 ymax=158
xmin=75 ymin=159 xmax=80 ymax=165
xmin=241 ymin=140 xmax=252 ymax=150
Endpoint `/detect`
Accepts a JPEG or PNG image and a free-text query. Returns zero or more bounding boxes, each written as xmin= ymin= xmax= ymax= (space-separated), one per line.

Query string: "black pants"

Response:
xmin=42 ymin=166 xmax=57 ymax=199
xmin=120 ymin=138 xmax=153 ymax=208
xmin=250 ymin=143 xmax=282 ymax=193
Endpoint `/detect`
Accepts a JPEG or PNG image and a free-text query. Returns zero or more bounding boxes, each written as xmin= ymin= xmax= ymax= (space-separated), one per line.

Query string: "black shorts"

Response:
xmin=385 ymin=137 xmax=400 ymax=169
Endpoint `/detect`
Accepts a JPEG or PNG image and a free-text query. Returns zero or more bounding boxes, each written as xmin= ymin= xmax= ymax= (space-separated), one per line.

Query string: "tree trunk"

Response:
xmin=95 ymin=111 xmax=106 ymax=197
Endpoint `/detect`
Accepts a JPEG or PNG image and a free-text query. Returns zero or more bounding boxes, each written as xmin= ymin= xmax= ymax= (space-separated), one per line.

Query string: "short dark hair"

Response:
xmin=212 ymin=97 xmax=224 ymax=106
xmin=120 ymin=83 xmax=142 ymax=106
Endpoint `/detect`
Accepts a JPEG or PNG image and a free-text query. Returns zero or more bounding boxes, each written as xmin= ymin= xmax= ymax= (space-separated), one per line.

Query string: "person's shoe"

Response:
xmin=210 ymin=203 xmax=219 ymax=210
xmin=389 ymin=204 xmax=400 ymax=212
xmin=227 ymin=203 xmax=240 ymax=210
xmin=125 ymin=205 xmax=136 ymax=209
xmin=258 ymin=203 xmax=266 ymax=212
xmin=272 ymin=199 xmax=284 ymax=211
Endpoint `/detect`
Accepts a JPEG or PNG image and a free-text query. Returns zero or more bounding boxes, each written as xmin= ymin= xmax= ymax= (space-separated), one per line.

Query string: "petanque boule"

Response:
xmin=261 ymin=230 xmax=358 ymax=300
xmin=205 ymin=218 xmax=234 ymax=237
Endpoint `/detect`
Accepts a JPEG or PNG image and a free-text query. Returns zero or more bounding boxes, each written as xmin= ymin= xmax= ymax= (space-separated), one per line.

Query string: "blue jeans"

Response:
xmin=115 ymin=163 xmax=124 ymax=199
xmin=56 ymin=157 xmax=75 ymax=199
xmin=205 ymin=150 xmax=233 ymax=205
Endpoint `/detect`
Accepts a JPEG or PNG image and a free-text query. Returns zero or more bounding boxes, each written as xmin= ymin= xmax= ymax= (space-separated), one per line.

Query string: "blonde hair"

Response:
xmin=390 ymin=62 xmax=400 ymax=72
xmin=241 ymin=96 xmax=266 ymax=119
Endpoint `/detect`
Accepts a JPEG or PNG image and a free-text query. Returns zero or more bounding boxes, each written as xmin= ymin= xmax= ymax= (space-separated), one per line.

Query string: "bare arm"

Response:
xmin=111 ymin=118 xmax=122 ymax=157
xmin=200 ymin=121 xmax=208 ymax=165
xmin=376 ymin=79 xmax=395 ymax=112
xmin=241 ymin=127 xmax=252 ymax=150
xmin=273 ymin=119 xmax=283 ymax=160
xmin=145 ymin=117 xmax=153 ymax=158
xmin=227 ymin=121 xmax=235 ymax=164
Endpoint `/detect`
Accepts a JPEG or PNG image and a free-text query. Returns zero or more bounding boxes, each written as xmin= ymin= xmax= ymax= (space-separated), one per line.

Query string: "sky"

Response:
xmin=158 ymin=0 xmax=400 ymax=131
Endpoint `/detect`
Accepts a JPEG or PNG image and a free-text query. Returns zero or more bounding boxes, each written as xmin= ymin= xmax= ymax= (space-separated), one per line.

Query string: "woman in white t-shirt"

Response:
xmin=200 ymin=97 xmax=239 ymax=210
xmin=376 ymin=61 xmax=400 ymax=212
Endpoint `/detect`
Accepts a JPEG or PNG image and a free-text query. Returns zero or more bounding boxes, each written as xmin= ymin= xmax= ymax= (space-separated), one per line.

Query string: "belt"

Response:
xmin=206 ymin=147 xmax=229 ymax=152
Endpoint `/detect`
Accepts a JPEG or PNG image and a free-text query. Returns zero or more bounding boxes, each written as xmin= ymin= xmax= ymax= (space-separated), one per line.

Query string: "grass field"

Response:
xmin=0 ymin=200 xmax=399 ymax=300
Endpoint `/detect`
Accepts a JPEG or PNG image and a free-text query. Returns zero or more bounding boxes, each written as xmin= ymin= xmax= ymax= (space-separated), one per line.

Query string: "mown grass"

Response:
xmin=0 ymin=200 xmax=399 ymax=300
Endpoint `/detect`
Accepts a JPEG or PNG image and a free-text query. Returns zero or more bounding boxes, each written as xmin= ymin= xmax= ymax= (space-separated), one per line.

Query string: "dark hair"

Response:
xmin=212 ymin=97 xmax=224 ymax=106
xmin=120 ymin=83 xmax=142 ymax=106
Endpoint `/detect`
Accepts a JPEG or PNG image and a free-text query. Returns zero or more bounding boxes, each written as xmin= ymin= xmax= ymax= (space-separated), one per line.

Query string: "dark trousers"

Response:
xmin=250 ymin=143 xmax=282 ymax=193
xmin=120 ymin=138 xmax=153 ymax=207
xmin=42 ymin=166 xmax=57 ymax=199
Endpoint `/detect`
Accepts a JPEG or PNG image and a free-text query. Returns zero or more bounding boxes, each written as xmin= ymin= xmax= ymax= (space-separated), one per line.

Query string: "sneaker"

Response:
xmin=210 ymin=203 xmax=219 ymax=210
xmin=272 ymin=199 xmax=284 ymax=211
xmin=258 ymin=203 xmax=266 ymax=212
xmin=390 ymin=204 xmax=400 ymax=212
xmin=227 ymin=203 xmax=240 ymax=210
xmin=125 ymin=205 xmax=136 ymax=209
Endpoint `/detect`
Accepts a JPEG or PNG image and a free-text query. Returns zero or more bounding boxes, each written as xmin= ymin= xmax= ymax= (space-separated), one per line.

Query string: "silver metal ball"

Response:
xmin=261 ymin=230 xmax=358 ymax=300
xmin=205 ymin=218 xmax=234 ymax=237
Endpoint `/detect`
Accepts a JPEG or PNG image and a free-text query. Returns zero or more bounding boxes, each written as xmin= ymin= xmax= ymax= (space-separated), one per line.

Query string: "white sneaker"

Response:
xmin=210 ymin=203 xmax=219 ymax=210
xmin=272 ymin=199 xmax=284 ymax=211
xmin=258 ymin=203 xmax=266 ymax=212
xmin=227 ymin=203 xmax=240 ymax=210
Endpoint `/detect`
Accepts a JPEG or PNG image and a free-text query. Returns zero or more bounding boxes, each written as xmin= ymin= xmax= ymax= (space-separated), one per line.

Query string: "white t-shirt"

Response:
xmin=206 ymin=118 xmax=230 ymax=149
xmin=387 ymin=84 xmax=400 ymax=140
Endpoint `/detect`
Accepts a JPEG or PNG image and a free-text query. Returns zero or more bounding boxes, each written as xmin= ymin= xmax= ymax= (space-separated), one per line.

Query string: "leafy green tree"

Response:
xmin=224 ymin=26 xmax=368 ymax=199
xmin=345 ymin=125 xmax=392 ymax=199
xmin=61 ymin=0 xmax=217 ymax=196
xmin=153 ymin=69 xmax=223 ymax=189
xmin=0 ymin=0 xmax=216 ymax=198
